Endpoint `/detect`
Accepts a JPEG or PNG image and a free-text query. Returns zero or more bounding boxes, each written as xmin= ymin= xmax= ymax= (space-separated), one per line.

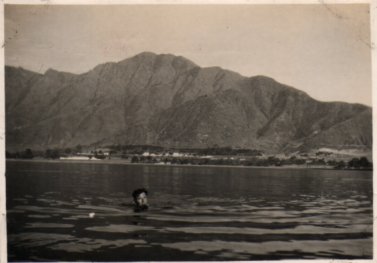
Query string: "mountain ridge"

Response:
xmin=5 ymin=52 xmax=372 ymax=153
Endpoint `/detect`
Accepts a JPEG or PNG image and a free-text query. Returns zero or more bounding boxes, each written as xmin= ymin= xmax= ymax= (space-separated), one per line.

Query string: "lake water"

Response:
xmin=6 ymin=160 xmax=373 ymax=261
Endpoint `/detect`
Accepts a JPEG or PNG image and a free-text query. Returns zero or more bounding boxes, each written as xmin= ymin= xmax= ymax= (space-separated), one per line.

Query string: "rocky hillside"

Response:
xmin=5 ymin=52 xmax=372 ymax=153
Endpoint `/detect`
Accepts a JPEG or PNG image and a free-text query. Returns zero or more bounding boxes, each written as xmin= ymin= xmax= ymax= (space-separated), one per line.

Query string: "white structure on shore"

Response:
xmin=60 ymin=156 xmax=103 ymax=161
xmin=60 ymin=156 xmax=91 ymax=160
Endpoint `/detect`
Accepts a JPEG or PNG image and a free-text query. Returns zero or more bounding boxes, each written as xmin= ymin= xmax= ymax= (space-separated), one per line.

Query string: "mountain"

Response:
xmin=5 ymin=52 xmax=372 ymax=153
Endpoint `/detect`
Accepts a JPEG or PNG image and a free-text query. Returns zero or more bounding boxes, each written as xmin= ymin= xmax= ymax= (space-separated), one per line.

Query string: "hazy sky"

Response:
xmin=5 ymin=4 xmax=372 ymax=106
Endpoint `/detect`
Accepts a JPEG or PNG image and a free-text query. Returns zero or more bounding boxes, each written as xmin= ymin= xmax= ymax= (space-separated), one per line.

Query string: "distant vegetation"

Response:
xmin=104 ymin=145 xmax=263 ymax=156
xmin=5 ymin=145 xmax=262 ymax=159
xmin=5 ymin=144 xmax=373 ymax=170
xmin=347 ymin=157 xmax=373 ymax=169
xmin=129 ymin=155 xmax=372 ymax=170
xmin=6 ymin=148 xmax=35 ymax=159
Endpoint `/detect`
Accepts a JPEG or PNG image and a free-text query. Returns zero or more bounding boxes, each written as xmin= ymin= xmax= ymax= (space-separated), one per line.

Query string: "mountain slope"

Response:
xmin=5 ymin=52 xmax=372 ymax=153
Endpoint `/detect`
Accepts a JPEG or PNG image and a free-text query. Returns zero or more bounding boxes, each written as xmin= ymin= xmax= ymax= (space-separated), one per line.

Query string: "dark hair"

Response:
xmin=132 ymin=188 xmax=148 ymax=199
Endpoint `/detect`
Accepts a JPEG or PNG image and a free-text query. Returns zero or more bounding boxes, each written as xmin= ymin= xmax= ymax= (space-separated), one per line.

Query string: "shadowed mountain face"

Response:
xmin=5 ymin=52 xmax=372 ymax=153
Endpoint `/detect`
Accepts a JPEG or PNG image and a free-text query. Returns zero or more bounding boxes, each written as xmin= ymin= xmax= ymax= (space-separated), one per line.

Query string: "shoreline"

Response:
xmin=5 ymin=158 xmax=372 ymax=171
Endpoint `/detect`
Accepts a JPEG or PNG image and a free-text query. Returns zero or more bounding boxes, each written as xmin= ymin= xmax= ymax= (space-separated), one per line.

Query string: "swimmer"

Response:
xmin=132 ymin=188 xmax=149 ymax=212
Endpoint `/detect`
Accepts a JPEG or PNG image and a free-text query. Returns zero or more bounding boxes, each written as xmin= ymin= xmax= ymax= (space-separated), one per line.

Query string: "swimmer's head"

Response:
xmin=132 ymin=188 xmax=148 ymax=211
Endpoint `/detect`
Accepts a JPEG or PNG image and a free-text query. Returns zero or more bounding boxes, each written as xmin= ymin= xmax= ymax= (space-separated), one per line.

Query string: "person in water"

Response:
xmin=132 ymin=188 xmax=149 ymax=212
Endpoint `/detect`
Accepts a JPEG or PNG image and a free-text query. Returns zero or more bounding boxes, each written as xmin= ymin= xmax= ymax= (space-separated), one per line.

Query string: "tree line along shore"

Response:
xmin=5 ymin=145 xmax=373 ymax=170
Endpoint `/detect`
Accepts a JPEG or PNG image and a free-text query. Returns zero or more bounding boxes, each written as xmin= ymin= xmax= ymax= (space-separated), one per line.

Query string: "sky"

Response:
xmin=4 ymin=4 xmax=372 ymax=106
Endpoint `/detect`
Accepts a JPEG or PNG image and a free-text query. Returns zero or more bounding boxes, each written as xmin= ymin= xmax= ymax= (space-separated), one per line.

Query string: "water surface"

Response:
xmin=6 ymin=160 xmax=373 ymax=261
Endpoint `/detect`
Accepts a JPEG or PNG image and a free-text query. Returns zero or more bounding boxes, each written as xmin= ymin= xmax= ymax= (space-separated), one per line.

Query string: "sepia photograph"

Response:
xmin=2 ymin=1 xmax=374 ymax=261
